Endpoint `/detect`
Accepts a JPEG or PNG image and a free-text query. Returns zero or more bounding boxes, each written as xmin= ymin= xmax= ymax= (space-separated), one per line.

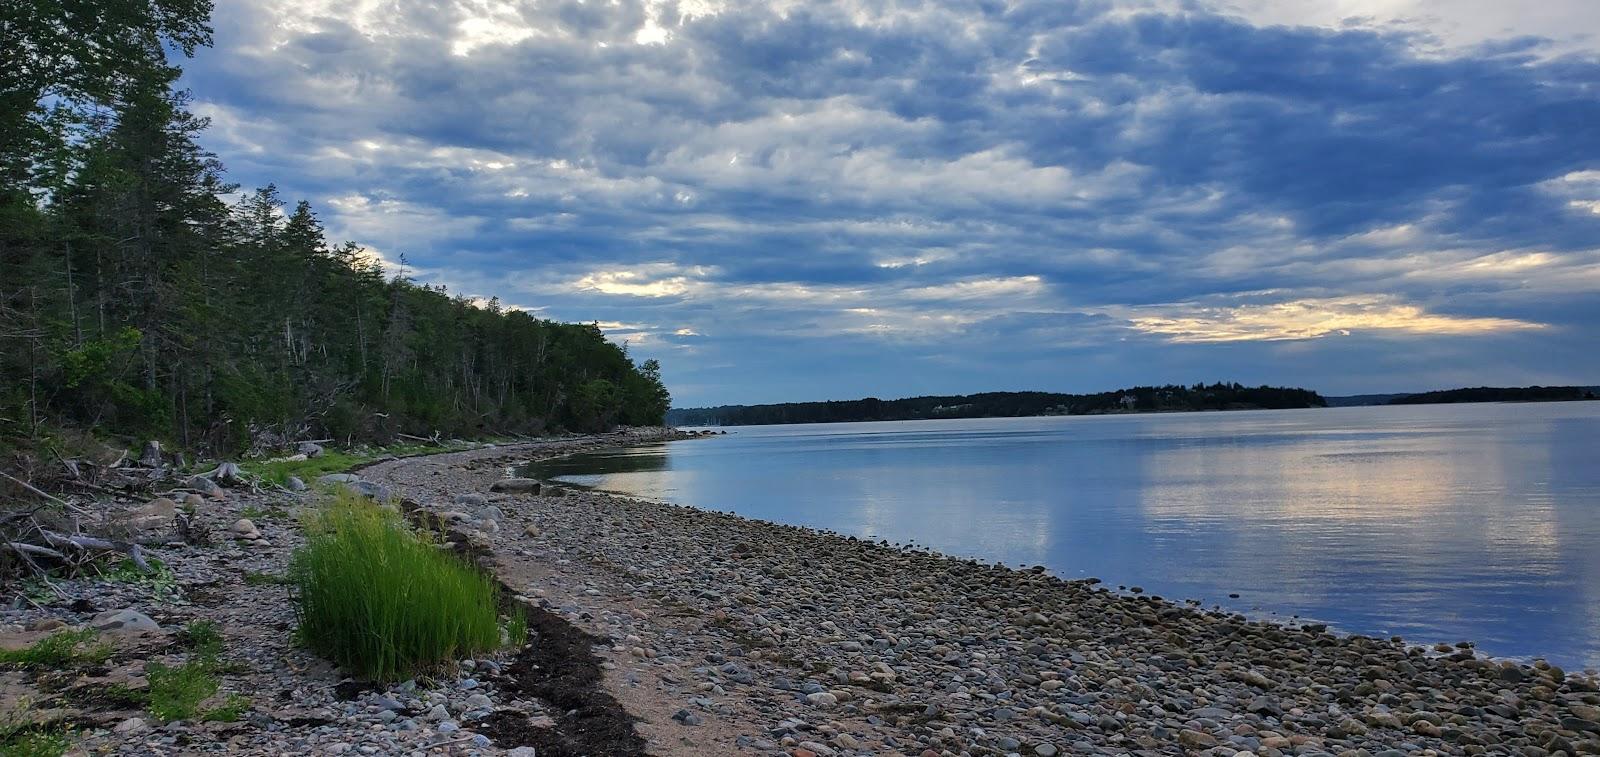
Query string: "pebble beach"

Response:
xmin=4 ymin=432 xmax=1598 ymax=756
xmin=366 ymin=436 xmax=1600 ymax=757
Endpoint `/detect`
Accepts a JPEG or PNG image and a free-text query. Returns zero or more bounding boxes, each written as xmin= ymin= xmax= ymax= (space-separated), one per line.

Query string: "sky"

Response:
xmin=179 ymin=0 xmax=1600 ymax=406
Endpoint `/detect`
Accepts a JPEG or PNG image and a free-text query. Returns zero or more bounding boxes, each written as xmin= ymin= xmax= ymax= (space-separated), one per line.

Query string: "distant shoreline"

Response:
xmin=668 ymin=383 xmax=1326 ymax=427
xmin=671 ymin=383 xmax=1598 ymax=427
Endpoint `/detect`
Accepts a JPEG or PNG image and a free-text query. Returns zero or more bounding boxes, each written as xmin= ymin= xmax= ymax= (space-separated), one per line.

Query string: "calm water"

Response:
xmin=532 ymin=403 xmax=1600 ymax=670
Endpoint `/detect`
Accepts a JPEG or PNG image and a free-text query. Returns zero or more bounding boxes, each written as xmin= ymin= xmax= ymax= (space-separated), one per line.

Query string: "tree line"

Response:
xmin=1388 ymin=386 xmax=1597 ymax=405
xmin=667 ymin=383 xmax=1327 ymax=426
xmin=1 ymin=0 xmax=669 ymax=456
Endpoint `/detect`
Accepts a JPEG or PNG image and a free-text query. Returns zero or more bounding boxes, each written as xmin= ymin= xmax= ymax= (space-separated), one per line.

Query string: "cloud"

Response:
xmin=178 ymin=0 xmax=1600 ymax=404
xmin=1124 ymin=294 xmax=1546 ymax=343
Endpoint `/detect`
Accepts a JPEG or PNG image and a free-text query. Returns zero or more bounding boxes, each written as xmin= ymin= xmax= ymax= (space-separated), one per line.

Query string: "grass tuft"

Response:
xmin=0 ymin=700 xmax=69 ymax=757
xmin=506 ymin=609 xmax=529 ymax=648
xmin=0 ymin=629 xmax=110 ymax=669
xmin=289 ymin=490 xmax=503 ymax=681
xmin=146 ymin=659 xmax=218 ymax=722
xmin=0 ymin=729 xmax=68 ymax=757
xmin=176 ymin=621 xmax=223 ymax=656
xmin=200 ymin=694 xmax=250 ymax=722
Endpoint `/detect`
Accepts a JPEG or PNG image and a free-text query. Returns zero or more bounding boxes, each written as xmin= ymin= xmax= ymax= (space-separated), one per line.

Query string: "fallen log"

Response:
xmin=41 ymin=531 xmax=152 ymax=573
xmin=4 ymin=541 xmax=67 ymax=560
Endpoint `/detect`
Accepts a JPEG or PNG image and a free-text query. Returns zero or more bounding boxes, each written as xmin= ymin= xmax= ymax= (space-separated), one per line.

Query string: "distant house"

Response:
xmin=1119 ymin=394 xmax=1137 ymax=410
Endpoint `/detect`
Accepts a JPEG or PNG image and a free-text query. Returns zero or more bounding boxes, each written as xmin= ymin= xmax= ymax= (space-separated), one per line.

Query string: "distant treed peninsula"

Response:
xmin=667 ymin=383 xmax=1326 ymax=427
xmin=1386 ymin=386 xmax=1598 ymax=405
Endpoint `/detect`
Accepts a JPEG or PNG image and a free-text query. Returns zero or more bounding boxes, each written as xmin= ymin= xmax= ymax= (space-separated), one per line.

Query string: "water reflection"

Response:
xmin=529 ymin=403 xmax=1600 ymax=670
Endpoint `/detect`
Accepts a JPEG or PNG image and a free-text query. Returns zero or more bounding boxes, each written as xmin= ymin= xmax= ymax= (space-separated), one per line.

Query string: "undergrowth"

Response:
xmin=289 ymin=490 xmax=505 ymax=681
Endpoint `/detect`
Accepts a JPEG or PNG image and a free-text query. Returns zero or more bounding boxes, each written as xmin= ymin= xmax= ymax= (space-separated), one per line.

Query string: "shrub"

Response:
xmin=289 ymin=492 xmax=502 ymax=681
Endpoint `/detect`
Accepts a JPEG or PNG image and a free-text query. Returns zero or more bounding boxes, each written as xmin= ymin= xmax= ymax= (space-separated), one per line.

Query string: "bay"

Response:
xmin=532 ymin=402 xmax=1600 ymax=670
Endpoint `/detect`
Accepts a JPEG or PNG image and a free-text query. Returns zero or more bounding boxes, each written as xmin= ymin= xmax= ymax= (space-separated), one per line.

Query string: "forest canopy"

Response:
xmin=1 ymin=0 xmax=669 ymax=454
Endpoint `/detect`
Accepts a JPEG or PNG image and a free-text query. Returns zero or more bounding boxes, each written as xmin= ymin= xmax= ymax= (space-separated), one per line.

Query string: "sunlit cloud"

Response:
xmin=573 ymin=264 xmax=718 ymax=298
xmin=1126 ymin=295 xmax=1547 ymax=343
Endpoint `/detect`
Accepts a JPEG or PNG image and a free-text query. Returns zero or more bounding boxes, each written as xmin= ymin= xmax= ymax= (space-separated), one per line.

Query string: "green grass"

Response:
xmin=0 ymin=727 xmax=69 ymax=757
xmin=289 ymin=491 xmax=504 ymax=681
xmin=176 ymin=621 xmax=223 ymax=656
xmin=0 ymin=699 xmax=69 ymax=757
xmin=0 ymin=629 xmax=110 ymax=669
xmin=243 ymin=450 xmax=367 ymax=486
xmin=242 ymin=570 xmax=291 ymax=586
xmin=141 ymin=622 xmax=250 ymax=722
xmin=146 ymin=659 xmax=218 ymax=721
xmin=506 ymin=609 xmax=529 ymax=648
xmin=242 ymin=441 xmax=484 ymax=487
xmin=200 ymin=695 xmax=250 ymax=722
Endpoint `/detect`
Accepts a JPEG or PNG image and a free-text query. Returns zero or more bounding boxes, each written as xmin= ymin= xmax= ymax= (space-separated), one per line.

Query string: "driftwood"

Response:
xmin=0 ymin=469 xmax=91 ymax=516
xmin=5 ymin=541 xmax=66 ymax=560
xmin=397 ymin=432 xmax=444 ymax=445
xmin=41 ymin=531 xmax=151 ymax=572
xmin=2 ymin=470 xmax=156 ymax=583
xmin=198 ymin=462 xmax=246 ymax=486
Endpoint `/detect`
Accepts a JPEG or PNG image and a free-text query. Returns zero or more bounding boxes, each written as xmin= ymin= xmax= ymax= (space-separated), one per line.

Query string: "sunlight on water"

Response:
xmin=532 ymin=403 xmax=1600 ymax=670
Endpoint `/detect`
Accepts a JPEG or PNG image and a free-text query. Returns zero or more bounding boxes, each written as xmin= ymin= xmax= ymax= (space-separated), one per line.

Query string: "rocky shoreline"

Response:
xmin=364 ymin=436 xmax=1600 ymax=756
xmin=0 ymin=429 xmax=682 ymax=756
xmin=5 ymin=431 xmax=1598 ymax=756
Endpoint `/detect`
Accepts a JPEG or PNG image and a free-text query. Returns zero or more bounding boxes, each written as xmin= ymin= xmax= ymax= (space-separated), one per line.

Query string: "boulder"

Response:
xmin=127 ymin=498 xmax=177 ymax=530
xmin=188 ymin=476 xmax=227 ymax=500
xmin=318 ymin=473 xmax=361 ymax=485
xmin=297 ymin=441 xmax=324 ymax=458
xmin=114 ymin=717 xmax=149 ymax=734
xmin=454 ymin=493 xmax=488 ymax=507
xmin=285 ymin=476 xmax=307 ymax=492
xmin=343 ymin=480 xmax=394 ymax=502
xmin=489 ymin=478 xmax=541 ymax=494
xmin=92 ymin=609 xmax=161 ymax=636
xmin=181 ymin=493 xmax=206 ymax=509
xmin=231 ymin=519 xmax=261 ymax=540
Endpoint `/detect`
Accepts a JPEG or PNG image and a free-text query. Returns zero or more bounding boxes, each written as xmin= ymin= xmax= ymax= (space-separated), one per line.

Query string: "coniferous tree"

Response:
xmin=1 ymin=0 xmax=670 ymax=456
